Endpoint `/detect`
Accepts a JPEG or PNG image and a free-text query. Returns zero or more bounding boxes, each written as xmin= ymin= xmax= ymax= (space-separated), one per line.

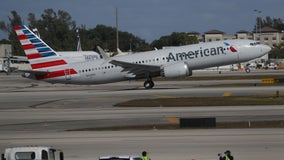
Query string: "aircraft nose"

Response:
xmin=261 ymin=45 xmax=271 ymax=53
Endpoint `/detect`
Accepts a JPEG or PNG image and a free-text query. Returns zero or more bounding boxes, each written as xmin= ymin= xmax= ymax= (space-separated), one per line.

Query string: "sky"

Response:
xmin=1 ymin=0 xmax=284 ymax=43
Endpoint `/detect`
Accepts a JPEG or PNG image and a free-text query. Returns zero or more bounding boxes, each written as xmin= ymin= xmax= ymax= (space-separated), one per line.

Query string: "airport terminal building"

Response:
xmin=0 ymin=44 xmax=11 ymax=72
xmin=190 ymin=26 xmax=284 ymax=48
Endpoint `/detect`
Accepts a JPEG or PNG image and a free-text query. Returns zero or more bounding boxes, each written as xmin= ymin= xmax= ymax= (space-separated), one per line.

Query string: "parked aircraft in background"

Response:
xmin=14 ymin=25 xmax=271 ymax=89
xmin=60 ymin=27 xmax=101 ymax=63
xmin=58 ymin=51 xmax=100 ymax=63
xmin=21 ymin=27 xmax=102 ymax=64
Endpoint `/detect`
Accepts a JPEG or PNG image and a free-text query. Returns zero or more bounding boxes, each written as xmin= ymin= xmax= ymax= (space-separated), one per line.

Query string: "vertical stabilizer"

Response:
xmin=14 ymin=25 xmax=77 ymax=80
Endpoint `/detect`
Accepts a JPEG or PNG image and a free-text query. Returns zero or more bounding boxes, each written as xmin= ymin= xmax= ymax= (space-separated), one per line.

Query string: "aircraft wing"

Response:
xmin=109 ymin=60 xmax=161 ymax=78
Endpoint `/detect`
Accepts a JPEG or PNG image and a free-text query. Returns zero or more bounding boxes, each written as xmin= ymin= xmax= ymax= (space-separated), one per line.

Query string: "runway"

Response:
xmin=0 ymin=71 xmax=284 ymax=160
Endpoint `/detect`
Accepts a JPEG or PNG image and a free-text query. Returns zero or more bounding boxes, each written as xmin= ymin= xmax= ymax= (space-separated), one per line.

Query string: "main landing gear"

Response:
xmin=144 ymin=78 xmax=154 ymax=89
xmin=245 ymin=67 xmax=251 ymax=73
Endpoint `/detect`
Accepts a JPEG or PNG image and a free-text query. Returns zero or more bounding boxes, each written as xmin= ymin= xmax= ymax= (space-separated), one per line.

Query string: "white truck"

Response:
xmin=1 ymin=146 xmax=64 ymax=160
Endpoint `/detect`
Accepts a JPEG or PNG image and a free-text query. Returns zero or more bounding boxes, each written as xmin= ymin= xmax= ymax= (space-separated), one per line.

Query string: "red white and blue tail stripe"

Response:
xmin=14 ymin=25 xmax=77 ymax=80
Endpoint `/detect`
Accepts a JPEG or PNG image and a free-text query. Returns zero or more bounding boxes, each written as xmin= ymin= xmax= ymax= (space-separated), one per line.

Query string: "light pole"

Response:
xmin=116 ymin=7 xmax=119 ymax=50
xmin=76 ymin=29 xmax=82 ymax=51
xmin=254 ymin=9 xmax=262 ymax=41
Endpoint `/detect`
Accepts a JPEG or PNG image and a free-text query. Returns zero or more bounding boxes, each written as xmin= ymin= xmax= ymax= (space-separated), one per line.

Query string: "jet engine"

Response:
xmin=161 ymin=62 xmax=192 ymax=78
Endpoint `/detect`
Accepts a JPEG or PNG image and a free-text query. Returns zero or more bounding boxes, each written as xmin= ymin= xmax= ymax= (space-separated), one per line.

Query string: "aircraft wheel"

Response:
xmin=245 ymin=68 xmax=251 ymax=73
xmin=144 ymin=80 xmax=154 ymax=89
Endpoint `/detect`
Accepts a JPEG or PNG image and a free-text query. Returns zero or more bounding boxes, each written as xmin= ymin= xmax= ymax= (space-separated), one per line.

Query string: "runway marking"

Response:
xmin=167 ymin=117 xmax=179 ymax=124
xmin=223 ymin=92 xmax=232 ymax=97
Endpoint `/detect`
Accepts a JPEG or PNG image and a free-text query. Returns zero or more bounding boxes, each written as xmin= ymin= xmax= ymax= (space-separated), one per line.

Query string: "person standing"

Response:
xmin=141 ymin=151 xmax=151 ymax=160
xmin=219 ymin=150 xmax=234 ymax=160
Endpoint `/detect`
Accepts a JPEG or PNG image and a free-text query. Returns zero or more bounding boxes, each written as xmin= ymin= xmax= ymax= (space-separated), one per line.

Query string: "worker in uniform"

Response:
xmin=141 ymin=151 xmax=151 ymax=160
xmin=218 ymin=150 xmax=234 ymax=160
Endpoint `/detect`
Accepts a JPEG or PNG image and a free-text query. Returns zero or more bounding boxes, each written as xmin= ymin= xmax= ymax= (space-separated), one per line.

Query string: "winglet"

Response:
xmin=97 ymin=46 xmax=109 ymax=60
xmin=117 ymin=48 xmax=123 ymax=55
xmin=116 ymin=48 xmax=128 ymax=56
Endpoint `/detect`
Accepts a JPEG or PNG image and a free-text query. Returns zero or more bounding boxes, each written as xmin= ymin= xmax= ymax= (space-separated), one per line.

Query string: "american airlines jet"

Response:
xmin=14 ymin=25 xmax=271 ymax=89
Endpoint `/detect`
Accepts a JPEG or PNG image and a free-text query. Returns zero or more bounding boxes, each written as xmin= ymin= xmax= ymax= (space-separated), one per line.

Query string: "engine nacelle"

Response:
xmin=161 ymin=62 xmax=192 ymax=78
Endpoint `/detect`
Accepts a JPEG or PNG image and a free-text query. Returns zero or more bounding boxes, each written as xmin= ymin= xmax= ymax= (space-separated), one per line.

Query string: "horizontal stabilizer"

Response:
xmin=20 ymin=70 xmax=49 ymax=79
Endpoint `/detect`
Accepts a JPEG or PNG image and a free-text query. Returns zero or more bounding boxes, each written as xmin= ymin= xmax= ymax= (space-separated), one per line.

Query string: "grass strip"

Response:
xmin=114 ymin=96 xmax=284 ymax=107
xmin=153 ymin=74 xmax=284 ymax=81
xmin=67 ymin=120 xmax=284 ymax=131
xmin=218 ymin=121 xmax=284 ymax=128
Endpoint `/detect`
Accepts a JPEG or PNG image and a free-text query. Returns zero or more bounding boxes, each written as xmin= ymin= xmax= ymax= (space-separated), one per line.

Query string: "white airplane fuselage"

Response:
xmin=49 ymin=40 xmax=270 ymax=85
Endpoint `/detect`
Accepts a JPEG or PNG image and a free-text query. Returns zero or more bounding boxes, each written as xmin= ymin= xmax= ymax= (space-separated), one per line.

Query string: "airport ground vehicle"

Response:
xmin=98 ymin=155 xmax=142 ymax=160
xmin=1 ymin=146 xmax=64 ymax=160
xmin=265 ymin=62 xmax=279 ymax=70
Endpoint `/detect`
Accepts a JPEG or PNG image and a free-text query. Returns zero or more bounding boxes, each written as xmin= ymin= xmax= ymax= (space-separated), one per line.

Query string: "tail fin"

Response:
xmin=14 ymin=25 xmax=77 ymax=80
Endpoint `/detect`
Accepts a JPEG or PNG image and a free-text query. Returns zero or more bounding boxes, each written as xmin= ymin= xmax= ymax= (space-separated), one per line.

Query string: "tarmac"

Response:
xmin=0 ymin=70 xmax=284 ymax=160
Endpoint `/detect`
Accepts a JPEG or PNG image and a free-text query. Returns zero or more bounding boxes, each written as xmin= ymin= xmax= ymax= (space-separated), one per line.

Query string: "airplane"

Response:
xmin=30 ymin=27 xmax=102 ymax=63
xmin=14 ymin=25 xmax=271 ymax=89
xmin=57 ymin=51 xmax=100 ymax=63
xmin=56 ymin=27 xmax=102 ymax=63
xmin=32 ymin=26 xmax=102 ymax=61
